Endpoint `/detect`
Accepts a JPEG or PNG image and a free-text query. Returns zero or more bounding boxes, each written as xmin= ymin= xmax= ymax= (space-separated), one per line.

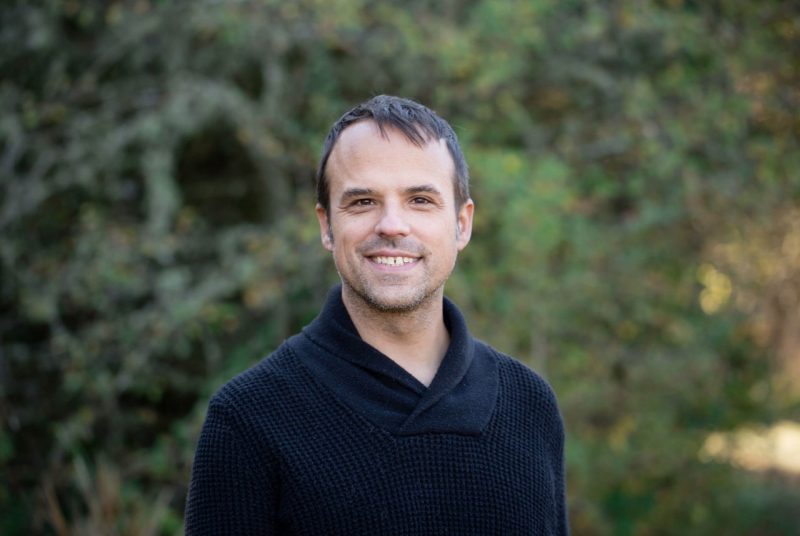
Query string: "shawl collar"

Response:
xmin=289 ymin=285 xmax=498 ymax=436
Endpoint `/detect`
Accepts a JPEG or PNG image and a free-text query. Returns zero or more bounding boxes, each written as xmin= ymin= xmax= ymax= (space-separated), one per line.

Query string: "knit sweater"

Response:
xmin=185 ymin=286 xmax=568 ymax=535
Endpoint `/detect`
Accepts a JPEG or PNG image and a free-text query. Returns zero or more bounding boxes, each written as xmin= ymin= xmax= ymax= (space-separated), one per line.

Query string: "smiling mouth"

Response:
xmin=370 ymin=256 xmax=418 ymax=266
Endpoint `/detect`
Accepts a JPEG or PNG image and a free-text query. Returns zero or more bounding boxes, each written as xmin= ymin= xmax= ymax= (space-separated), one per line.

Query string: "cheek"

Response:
xmin=335 ymin=218 xmax=372 ymax=242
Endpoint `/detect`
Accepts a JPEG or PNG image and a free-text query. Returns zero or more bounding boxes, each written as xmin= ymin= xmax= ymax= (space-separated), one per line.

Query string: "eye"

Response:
xmin=352 ymin=198 xmax=375 ymax=206
xmin=410 ymin=196 xmax=432 ymax=205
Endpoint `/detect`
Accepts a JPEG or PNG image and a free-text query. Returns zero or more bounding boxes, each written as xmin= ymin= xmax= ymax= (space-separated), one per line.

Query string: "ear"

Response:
xmin=315 ymin=203 xmax=334 ymax=251
xmin=455 ymin=198 xmax=474 ymax=250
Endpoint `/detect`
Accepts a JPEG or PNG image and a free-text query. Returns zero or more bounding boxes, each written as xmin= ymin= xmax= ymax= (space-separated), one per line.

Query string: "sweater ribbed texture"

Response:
xmin=186 ymin=287 xmax=568 ymax=535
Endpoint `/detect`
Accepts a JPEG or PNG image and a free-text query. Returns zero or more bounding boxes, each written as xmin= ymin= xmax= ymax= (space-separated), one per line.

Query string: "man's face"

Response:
xmin=316 ymin=121 xmax=474 ymax=313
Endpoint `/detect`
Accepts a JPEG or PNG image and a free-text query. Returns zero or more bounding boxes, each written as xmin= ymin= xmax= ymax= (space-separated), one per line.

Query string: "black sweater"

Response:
xmin=185 ymin=287 xmax=568 ymax=535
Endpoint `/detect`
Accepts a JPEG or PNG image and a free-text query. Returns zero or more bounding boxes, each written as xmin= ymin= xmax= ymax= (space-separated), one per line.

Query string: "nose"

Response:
xmin=374 ymin=204 xmax=411 ymax=237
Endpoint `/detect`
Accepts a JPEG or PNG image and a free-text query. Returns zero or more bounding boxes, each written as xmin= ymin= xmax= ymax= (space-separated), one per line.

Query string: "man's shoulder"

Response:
xmin=210 ymin=335 xmax=305 ymax=412
xmin=475 ymin=341 xmax=565 ymax=444
xmin=475 ymin=340 xmax=560 ymax=405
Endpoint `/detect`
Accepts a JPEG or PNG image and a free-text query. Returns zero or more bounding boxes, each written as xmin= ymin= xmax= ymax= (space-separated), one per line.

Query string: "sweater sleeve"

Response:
xmin=185 ymin=399 xmax=278 ymax=535
xmin=539 ymin=378 xmax=569 ymax=536
xmin=554 ymin=413 xmax=570 ymax=536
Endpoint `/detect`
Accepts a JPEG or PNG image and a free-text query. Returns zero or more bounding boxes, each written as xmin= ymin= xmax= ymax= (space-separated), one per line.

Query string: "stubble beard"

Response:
xmin=327 ymin=227 xmax=457 ymax=315
xmin=336 ymin=253 xmax=452 ymax=315
xmin=340 ymin=271 xmax=445 ymax=315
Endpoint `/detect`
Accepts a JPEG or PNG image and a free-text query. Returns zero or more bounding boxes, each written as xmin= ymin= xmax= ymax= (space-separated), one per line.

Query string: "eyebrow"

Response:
xmin=406 ymin=184 xmax=443 ymax=197
xmin=340 ymin=188 xmax=377 ymax=202
xmin=339 ymin=184 xmax=443 ymax=202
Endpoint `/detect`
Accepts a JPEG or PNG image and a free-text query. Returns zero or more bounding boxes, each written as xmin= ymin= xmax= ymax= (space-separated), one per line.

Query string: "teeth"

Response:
xmin=373 ymin=256 xmax=416 ymax=266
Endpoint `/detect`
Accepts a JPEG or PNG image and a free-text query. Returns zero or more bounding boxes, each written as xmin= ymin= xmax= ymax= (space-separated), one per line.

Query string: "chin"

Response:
xmin=350 ymin=285 xmax=437 ymax=314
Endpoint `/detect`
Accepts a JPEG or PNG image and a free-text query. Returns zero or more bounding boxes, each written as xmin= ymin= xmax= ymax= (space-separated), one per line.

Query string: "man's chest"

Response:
xmin=270 ymin=418 xmax=560 ymax=535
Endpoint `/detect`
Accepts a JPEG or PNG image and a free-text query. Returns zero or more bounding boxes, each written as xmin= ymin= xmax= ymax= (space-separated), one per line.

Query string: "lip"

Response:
xmin=364 ymin=251 xmax=421 ymax=271
xmin=365 ymin=249 xmax=420 ymax=258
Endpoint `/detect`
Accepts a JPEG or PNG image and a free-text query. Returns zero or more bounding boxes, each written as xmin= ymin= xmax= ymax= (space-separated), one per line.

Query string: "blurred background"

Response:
xmin=2 ymin=0 xmax=799 ymax=534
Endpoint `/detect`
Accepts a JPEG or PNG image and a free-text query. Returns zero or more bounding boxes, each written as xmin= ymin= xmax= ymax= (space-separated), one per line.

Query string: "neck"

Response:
xmin=341 ymin=286 xmax=450 ymax=387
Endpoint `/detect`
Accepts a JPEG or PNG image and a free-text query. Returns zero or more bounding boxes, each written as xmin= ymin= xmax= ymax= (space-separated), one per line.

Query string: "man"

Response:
xmin=185 ymin=95 xmax=569 ymax=534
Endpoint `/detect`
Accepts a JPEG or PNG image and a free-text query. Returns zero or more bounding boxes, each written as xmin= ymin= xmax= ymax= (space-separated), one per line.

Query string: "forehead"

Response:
xmin=327 ymin=121 xmax=455 ymax=196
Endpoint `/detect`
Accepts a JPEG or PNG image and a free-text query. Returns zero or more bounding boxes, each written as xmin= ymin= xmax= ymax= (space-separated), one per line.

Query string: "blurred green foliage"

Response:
xmin=2 ymin=0 xmax=799 ymax=534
